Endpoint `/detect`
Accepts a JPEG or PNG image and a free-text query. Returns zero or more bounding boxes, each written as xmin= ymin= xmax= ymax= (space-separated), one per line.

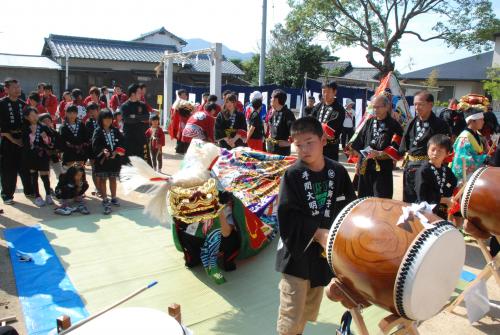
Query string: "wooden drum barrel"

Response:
xmin=326 ymin=198 xmax=465 ymax=321
xmin=461 ymin=166 xmax=500 ymax=235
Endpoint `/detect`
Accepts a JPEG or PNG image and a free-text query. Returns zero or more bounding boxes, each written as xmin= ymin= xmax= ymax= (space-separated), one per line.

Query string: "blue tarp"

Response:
xmin=5 ymin=225 xmax=88 ymax=335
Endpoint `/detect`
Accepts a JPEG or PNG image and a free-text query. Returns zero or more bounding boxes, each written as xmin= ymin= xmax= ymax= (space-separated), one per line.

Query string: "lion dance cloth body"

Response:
xmin=121 ymin=140 xmax=295 ymax=284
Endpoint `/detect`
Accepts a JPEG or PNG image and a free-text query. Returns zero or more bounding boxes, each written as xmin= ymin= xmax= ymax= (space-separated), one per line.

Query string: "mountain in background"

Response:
xmin=183 ymin=38 xmax=255 ymax=61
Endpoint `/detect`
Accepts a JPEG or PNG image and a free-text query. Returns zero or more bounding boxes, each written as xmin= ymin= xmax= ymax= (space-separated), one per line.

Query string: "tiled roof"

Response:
xmin=322 ymin=61 xmax=352 ymax=74
xmin=341 ymin=68 xmax=380 ymax=81
xmin=43 ymin=34 xmax=178 ymax=63
xmin=0 ymin=53 xmax=61 ymax=70
xmin=178 ymin=54 xmax=244 ymax=76
xmin=133 ymin=27 xmax=187 ymax=46
xmin=402 ymin=51 xmax=493 ymax=81
xmin=42 ymin=34 xmax=244 ymax=75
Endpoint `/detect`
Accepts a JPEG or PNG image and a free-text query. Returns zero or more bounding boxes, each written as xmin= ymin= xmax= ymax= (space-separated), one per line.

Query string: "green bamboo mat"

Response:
xmin=41 ymin=209 xmax=467 ymax=334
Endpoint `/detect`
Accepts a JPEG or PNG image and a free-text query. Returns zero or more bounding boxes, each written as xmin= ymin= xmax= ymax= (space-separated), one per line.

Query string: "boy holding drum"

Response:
xmin=275 ymin=117 xmax=356 ymax=335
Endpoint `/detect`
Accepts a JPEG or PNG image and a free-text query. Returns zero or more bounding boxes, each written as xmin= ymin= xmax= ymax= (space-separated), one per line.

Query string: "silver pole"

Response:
xmin=164 ymin=50 xmax=173 ymax=129
xmin=65 ymin=54 xmax=69 ymax=91
xmin=258 ymin=0 xmax=267 ymax=86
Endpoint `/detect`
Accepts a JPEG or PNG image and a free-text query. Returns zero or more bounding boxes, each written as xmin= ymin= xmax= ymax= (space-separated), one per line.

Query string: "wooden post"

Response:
xmin=56 ymin=315 xmax=71 ymax=333
xmin=168 ymin=303 xmax=182 ymax=324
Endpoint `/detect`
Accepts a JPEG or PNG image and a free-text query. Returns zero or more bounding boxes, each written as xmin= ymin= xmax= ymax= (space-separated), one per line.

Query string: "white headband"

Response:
xmin=465 ymin=112 xmax=484 ymax=123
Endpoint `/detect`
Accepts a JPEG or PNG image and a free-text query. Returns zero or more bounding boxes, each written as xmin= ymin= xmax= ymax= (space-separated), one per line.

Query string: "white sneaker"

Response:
xmin=45 ymin=195 xmax=54 ymax=205
xmin=34 ymin=197 xmax=46 ymax=207
xmin=55 ymin=207 xmax=72 ymax=215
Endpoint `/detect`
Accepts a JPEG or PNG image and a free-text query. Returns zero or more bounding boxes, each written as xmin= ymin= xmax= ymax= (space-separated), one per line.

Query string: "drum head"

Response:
xmin=69 ymin=307 xmax=185 ymax=335
xmin=394 ymin=222 xmax=465 ymax=321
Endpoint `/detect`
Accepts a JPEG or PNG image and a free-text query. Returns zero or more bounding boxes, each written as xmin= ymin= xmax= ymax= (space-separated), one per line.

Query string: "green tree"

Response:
xmin=422 ymin=69 xmax=439 ymax=88
xmin=239 ymin=54 xmax=261 ymax=85
xmin=287 ymin=0 xmax=500 ymax=76
xmin=483 ymin=67 xmax=500 ymax=101
xmin=266 ymin=24 xmax=330 ymax=87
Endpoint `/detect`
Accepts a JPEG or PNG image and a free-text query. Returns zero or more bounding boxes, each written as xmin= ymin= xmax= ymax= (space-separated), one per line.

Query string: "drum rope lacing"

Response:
xmin=394 ymin=220 xmax=455 ymax=319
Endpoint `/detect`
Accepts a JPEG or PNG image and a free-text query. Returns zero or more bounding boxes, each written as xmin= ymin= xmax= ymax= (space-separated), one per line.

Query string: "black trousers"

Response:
xmin=323 ymin=141 xmax=339 ymax=161
xmin=175 ymin=221 xmax=240 ymax=268
xmin=341 ymin=127 xmax=354 ymax=148
xmin=403 ymin=161 xmax=424 ymax=203
xmin=1 ymin=139 xmax=34 ymax=201
xmin=357 ymin=161 xmax=394 ymax=199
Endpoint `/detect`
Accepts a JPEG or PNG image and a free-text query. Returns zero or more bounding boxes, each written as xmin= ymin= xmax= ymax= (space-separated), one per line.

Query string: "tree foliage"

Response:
xmin=422 ymin=69 xmax=439 ymax=88
xmin=266 ymin=24 xmax=330 ymax=87
xmin=483 ymin=67 xmax=500 ymax=101
xmin=286 ymin=0 xmax=500 ymax=75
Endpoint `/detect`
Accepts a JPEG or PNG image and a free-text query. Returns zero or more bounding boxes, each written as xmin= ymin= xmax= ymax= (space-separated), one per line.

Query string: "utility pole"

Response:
xmin=259 ymin=0 xmax=267 ymax=86
xmin=65 ymin=53 xmax=69 ymax=91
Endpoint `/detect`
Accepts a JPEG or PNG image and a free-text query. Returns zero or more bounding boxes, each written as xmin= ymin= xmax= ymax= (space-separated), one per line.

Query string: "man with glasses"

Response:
xmin=399 ymin=91 xmax=450 ymax=202
xmin=350 ymin=95 xmax=403 ymax=198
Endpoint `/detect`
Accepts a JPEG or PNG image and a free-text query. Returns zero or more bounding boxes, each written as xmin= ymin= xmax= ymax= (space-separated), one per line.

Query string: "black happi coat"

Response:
xmin=248 ymin=109 xmax=264 ymax=140
xmin=22 ymin=123 xmax=52 ymax=171
xmin=351 ymin=115 xmax=403 ymax=198
xmin=85 ymin=118 xmax=99 ymax=159
xmin=275 ymin=158 xmax=356 ymax=287
xmin=268 ymin=106 xmax=296 ymax=141
xmin=0 ymin=97 xmax=26 ymax=136
xmin=415 ymin=161 xmax=457 ymax=219
xmin=121 ymin=100 xmax=149 ymax=158
xmin=92 ymin=126 xmax=125 ymax=174
xmin=351 ymin=115 xmax=403 ymax=168
xmin=59 ymin=120 xmax=88 ymax=163
xmin=399 ymin=112 xmax=450 ymax=157
xmin=312 ymin=100 xmax=346 ymax=140
xmin=215 ymin=110 xmax=247 ymax=150
xmin=438 ymin=108 xmax=466 ymax=139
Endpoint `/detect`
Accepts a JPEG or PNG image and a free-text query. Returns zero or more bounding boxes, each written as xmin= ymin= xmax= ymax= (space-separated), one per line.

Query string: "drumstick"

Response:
xmin=58 ymin=281 xmax=158 ymax=334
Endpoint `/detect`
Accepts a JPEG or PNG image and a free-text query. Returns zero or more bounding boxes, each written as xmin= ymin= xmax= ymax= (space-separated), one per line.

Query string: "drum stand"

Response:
xmin=347 ymin=308 xmax=419 ymax=335
xmin=446 ymin=235 xmax=500 ymax=313
xmin=330 ymin=279 xmax=420 ymax=335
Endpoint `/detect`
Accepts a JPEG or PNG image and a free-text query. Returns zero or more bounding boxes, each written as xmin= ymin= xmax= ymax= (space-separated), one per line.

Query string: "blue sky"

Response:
xmin=0 ymin=0 xmax=498 ymax=73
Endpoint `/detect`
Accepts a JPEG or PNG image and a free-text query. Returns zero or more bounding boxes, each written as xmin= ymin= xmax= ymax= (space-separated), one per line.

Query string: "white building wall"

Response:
xmin=137 ymin=34 xmax=183 ymax=50
xmin=494 ymin=35 xmax=500 ymax=67
xmin=405 ymin=80 xmax=484 ymax=100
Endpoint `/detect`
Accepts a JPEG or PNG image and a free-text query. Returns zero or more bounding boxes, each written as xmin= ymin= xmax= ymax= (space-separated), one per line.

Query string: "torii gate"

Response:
xmin=156 ymin=43 xmax=222 ymax=128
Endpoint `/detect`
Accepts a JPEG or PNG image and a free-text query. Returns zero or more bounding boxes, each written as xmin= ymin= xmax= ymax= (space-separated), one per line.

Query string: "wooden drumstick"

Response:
xmin=58 ymin=281 xmax=158 ymax=334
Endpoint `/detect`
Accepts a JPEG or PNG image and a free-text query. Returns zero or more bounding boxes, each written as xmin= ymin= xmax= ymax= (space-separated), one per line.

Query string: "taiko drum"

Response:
xmin=326 ymin=198 xmax=465 ymax=321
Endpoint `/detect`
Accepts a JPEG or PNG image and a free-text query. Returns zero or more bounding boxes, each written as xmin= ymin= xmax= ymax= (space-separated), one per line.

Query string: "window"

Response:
xmin=437 ymin=85 xmax=454 ymax=103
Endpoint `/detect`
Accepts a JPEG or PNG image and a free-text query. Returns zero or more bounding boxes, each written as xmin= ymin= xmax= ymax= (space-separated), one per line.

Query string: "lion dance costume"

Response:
xmin=121 ymin=140 xmax=295 ymax=284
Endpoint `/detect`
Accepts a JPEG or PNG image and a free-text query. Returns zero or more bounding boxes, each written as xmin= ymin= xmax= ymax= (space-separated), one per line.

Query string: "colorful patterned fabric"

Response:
xmin=212 ymin=147 xmax=296 ymax=258
xmin=172 ymin=146 xmax=295 ymax=260
xmin=450 ymin=129 xmax=487 ymax=180
xmin=211 ymin=147 xmax=296 ymax=216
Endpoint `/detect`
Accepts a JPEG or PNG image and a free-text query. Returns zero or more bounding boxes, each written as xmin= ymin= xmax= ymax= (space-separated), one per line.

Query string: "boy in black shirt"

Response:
xmin=415 ymin=134 xmax=457 ymax=219
xmin=276 ymin=117 xmax=356 ymax=335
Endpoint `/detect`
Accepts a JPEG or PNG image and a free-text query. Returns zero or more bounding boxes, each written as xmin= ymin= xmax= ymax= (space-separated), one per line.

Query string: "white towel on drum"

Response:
xmin=397 ymin=202 xmax=436 ymax=229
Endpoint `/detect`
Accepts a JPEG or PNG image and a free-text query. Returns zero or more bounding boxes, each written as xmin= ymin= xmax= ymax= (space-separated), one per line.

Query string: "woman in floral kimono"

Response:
xmin=450 ymin=107 xmax=488 ymax=180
